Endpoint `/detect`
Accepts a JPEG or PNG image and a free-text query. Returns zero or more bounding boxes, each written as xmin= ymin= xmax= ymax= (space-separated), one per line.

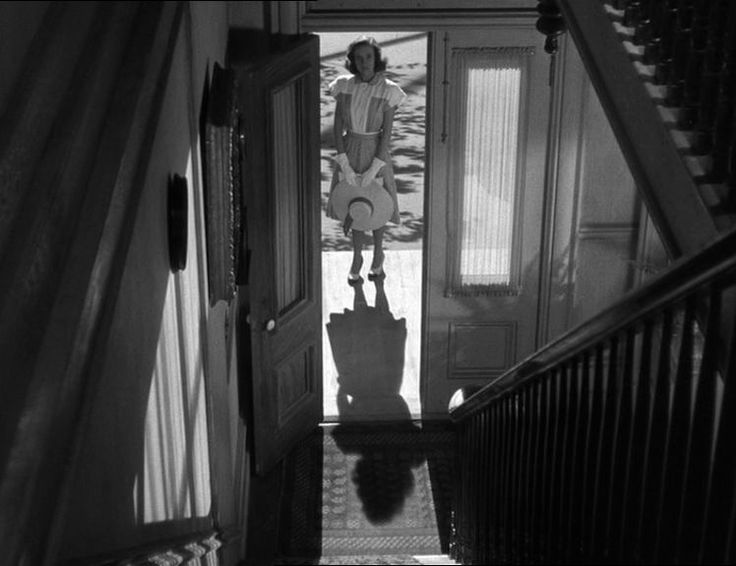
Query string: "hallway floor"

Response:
xmin=322 ymin=249 xmax=423 ymax=421
xmin=274 ymin=423 xmax=457 ymax=565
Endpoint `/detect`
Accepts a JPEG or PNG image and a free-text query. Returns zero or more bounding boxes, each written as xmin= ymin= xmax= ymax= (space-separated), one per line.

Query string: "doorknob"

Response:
xmin=265 ymin=319 xmax=276 ymax=332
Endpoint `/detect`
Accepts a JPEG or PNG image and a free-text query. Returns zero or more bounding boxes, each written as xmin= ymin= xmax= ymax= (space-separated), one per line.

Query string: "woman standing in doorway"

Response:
xmin=327 ymin=35 xmax=406 ymax=284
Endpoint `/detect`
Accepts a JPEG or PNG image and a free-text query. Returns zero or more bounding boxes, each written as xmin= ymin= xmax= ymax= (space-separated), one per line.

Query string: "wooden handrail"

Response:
xmin=553 ymin=0 xmax=718 ymax=258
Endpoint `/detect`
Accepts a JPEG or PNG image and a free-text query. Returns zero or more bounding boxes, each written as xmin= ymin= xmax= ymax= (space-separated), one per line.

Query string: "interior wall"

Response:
xmin=53 ymin=1 xmax=242 ymax=561
xmin=0 ymin=1 xmax=50 ymax=118
xmin=544 ymin=36 xmax=665 ymax=340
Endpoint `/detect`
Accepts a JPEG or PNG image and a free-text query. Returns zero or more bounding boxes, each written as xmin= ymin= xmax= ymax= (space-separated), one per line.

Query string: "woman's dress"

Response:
xmin=327 ymin=72 xmax=406 ymax=225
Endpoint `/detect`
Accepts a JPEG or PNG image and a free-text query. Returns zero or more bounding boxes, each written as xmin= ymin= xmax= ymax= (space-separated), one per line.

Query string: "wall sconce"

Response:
xmin=168 ymin=173 xmax=188 ymax=272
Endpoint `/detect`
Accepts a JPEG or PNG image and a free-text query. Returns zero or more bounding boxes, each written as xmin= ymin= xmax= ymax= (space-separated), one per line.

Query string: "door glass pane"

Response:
xmin=447 ymin=47 xmax=532 ymax=295
xmin=273 ymin=79 xmax=305 ymax=313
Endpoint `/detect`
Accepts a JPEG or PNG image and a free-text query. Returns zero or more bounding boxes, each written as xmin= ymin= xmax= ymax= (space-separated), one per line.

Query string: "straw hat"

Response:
xmin=328 ymin=178 xmax=394 ymax=231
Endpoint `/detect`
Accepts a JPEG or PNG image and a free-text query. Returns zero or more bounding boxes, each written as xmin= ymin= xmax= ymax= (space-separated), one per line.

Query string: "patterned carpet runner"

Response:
xmin=276 ymin=423 xmax=456 ymax=564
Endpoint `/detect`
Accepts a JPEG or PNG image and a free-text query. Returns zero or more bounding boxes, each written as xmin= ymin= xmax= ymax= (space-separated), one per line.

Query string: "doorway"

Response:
xmin=318 ymin=31 xmax=428 ymax=422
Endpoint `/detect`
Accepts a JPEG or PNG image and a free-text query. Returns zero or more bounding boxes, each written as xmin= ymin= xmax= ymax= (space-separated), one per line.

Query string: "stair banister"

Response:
xmin=449 ymin=226 xmax=736 ymax=563
xmin=551 ymin=0 xmax=719 ymax=258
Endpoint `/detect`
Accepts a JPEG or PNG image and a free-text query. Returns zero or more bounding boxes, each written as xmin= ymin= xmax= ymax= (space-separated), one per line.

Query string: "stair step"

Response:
xmin=700 ymin=183 xmax=727 ymax=209
xmin=656 ymin=104 xmax=686 ymax=126
xmin=635 ymin=61 xmax=657 ymax=80
xmin=603 ymin=3 xmax=625 ymax=20
xmin=274 ymin=554 xmax=460 ymax=565
xmin=602 ymin=0 xmax=735 ymax=230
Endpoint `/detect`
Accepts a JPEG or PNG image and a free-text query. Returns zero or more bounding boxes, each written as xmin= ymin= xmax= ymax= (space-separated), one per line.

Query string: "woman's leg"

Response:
xmin=369 ymin=227 xmax=386 ymax=278
xmin=349 ymin=230 xmax=364 ymax=281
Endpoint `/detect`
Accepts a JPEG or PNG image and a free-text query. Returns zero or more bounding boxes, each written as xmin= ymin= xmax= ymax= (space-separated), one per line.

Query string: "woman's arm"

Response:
xmin=333 ymin=98 xmax=346 ymax=154
xmin=375 ymin=106 xmax=396 ymax=162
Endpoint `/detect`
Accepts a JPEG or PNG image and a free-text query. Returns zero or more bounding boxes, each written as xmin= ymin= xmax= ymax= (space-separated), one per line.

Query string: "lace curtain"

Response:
xmin=447 ymin=47 xmax=533 ymax=295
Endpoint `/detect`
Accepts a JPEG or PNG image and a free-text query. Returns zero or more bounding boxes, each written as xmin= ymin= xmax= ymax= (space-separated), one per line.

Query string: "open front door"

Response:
xmin=424 ymin=25 xmax=550 ymax=416
xmin=235 ymin=34 xmax=322 ymax=475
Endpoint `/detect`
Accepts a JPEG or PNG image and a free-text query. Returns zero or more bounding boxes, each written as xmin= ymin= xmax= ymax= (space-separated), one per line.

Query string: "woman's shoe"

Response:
xmin=368 ymin=265 xmax=385 ymax=280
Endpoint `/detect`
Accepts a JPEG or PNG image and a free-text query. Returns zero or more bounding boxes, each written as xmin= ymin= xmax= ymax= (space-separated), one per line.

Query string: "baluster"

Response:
xmin=489 ymin=400 xmax=501 ymax=564
xmin=590 ymin=337 xmax=620 ymax=557
xmin=501 ymin=396 xmax=515 ymax=563
xmin=536 ymin=375 xmax=554 ymax=562
xmin=466 ymin=418 xmax=476 ymax=564
xmin=570 ymin=352 xmax=592 ymax=564
xmin=449 ymin=421 xmax=461 ymax=562
xmin=543 ymin=368 xmax=564 ymax=562
xmin=552 ymin=365 xmax=572 ymax=563
xmin=562 ymin=358 xmax=583 ymax=563
xmin=633 ymin=0 xmax=656 ymax=45
xmin=691 ymin=0 xmax=730 ymax=153
xmin=468 ymin=414 xmax=479 ymax=564
xmin=623 ymin=0 xmax=643 ymax=28
xmin=475 ymin=412 xmax=484 ymax=565
xmin=507 ymin=393 xmax=519 ymax=565
xmin=642 ymin=0 xmax=666 ymax=65
xmin=666 ymin=0 xmax=697 ymax=106
xmin=605 ymin=327 xmax=636 ymax=561
xmin=530 ymin=378 xmax=547 ymax=563
xmin=460 ymin=419 xmax=472 ymax=563
xmin=478 ymin=409 xmax=491 ymax=564
xmin=513 ymin=386 xmax=529 ymax=563
xmin=514 ymin=386 xmax=531 ymax=563
xmin=708 ymin=2 xmax=736 ymax=182
xmin=472 ymin=416 xmax=481 ymax=565
xmin=620 ymin=318 xmax=654 ymax=562
xmin=493 ymin=403 xmax=504 ymax=563
xmin=679 ymin=0 xmax=711 ymax=128
xmin=508 ymin=393 xmax=520 ymax=563
xmin=452 ymin=421 xmax=463 ymax=562
xmin=700 ymin=286 xmax=736 ymax=563
xmin=489 ymin=404 xmax=501 ymax=565
xmin=580 ymin=346 xmax=604 ymax=560
xmin=637 ymin=309 xmax=673 ymax=562
xmin=676 ymin=285 xmax=722 ymax=562
xmin=653 ymin=0 xmax=680 ymax=84
xmin=487 ymin=406 xmax=498 ymax=563
xmin=654 ymin=298 xmax=697 ymax=563
xmin=667 ymin=0 xmax=697 ymax=105
xmin=521 ymin=383 xmax=538 ymax=564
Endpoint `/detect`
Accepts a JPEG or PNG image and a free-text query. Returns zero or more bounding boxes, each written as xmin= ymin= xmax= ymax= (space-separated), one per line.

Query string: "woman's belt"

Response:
xmin=346 ymin=130 xmax=380 ymax=138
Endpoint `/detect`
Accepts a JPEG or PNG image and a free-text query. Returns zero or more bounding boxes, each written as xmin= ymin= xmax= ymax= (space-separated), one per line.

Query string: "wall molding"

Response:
xmin=577 ymin=221 xmax=637 ymax=240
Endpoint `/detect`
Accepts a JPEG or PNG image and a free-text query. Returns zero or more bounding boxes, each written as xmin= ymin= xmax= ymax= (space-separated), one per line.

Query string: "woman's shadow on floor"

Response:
xmin=326 ymin=279 xmax=427 ymax=526
xmin=326 ymin=277 xmax=408 ymax=419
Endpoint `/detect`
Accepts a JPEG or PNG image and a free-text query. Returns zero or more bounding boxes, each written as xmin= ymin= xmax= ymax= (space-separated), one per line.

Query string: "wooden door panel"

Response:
xmin=234 ymin=34 xmax=322 ymax=475
xmin=424 ymin=25 xmax=549 ymax=417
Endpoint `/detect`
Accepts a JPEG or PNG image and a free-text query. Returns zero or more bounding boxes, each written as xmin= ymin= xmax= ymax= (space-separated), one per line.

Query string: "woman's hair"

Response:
xmin=345 ymin=36 xmax=388 ymax=75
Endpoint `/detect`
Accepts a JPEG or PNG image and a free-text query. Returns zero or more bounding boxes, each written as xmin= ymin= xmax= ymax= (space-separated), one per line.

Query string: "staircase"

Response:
xmin=603 ymin=0 xmax=736 ymax=232
xmin=447 ymin=2 xmax=736 ymax=564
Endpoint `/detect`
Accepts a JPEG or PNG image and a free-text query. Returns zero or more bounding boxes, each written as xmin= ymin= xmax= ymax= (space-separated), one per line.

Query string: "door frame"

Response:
xmin=301 ymin=7 xmax=558 ymax=418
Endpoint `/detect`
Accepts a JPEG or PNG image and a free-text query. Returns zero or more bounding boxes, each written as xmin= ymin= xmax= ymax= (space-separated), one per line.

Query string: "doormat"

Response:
xmin=277 ymin=423 xmax=455 ymax=560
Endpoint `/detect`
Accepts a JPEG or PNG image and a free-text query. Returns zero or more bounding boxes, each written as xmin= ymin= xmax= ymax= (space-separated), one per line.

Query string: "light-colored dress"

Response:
xmin=328 ymin=72 xmax=407 ymax=225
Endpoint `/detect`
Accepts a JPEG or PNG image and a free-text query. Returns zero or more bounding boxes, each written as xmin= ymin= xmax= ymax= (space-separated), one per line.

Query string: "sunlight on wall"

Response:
xmin=134 ymin=153 xmax=212 ymax=524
